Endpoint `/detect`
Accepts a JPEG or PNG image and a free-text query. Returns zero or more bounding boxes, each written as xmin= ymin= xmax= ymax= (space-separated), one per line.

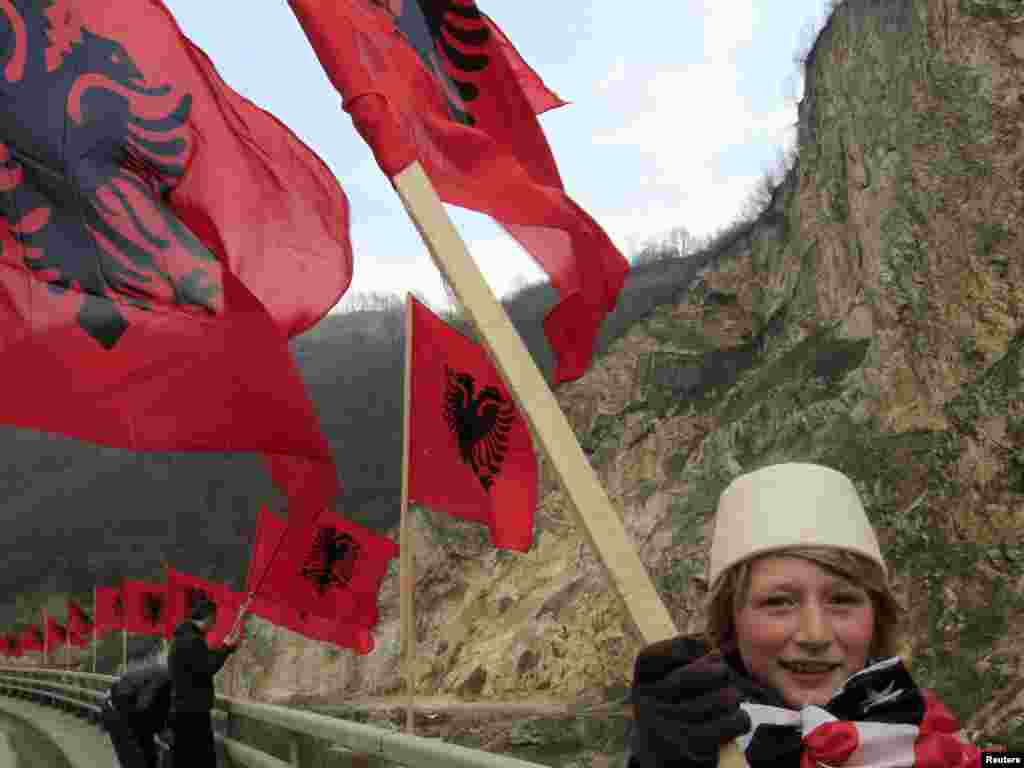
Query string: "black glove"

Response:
xmin=630 ymin=651 xmax=752 ymax=768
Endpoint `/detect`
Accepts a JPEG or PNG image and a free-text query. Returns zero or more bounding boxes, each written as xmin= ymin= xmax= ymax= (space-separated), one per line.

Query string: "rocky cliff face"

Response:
xmin=229 ymin=0 xmax=1024 ymax=753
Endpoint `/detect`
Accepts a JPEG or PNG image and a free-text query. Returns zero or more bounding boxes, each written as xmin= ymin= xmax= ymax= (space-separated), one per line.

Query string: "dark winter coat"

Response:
xmin=107 ymin=663 xmax=173 ymax=737
xmin=627 ymin=634 xmax=980 ymax=768
xmin=168 ymin=620 xmax=235 ymax=714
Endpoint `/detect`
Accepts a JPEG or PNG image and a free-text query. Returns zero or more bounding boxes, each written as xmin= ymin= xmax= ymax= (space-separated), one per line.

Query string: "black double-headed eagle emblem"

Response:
xmin=443 ymin=365 xmax=514 ymax=491
xmin=142 ymin=592 xmax=164 ymax=626
xmin=301 ymin=527 xmax=361 ymax=596
xmin=370 ymin=0 xmax=491 ymax=126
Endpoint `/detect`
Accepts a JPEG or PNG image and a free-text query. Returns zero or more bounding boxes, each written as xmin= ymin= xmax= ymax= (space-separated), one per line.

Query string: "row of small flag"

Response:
xmin=2 ymin=295 xmax=541 ymax=661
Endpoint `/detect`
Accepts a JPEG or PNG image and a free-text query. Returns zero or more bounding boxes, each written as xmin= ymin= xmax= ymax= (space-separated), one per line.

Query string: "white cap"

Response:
xmin=707 ymin=463 xmax=887 ymax=589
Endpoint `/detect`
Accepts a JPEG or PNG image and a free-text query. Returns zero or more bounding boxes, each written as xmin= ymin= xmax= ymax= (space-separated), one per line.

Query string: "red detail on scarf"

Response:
xmin=802 ymin=721 xmax=860 ymax=768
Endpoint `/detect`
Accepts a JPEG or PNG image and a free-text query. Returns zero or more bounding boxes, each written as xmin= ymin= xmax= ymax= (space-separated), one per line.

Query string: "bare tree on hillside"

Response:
xmin=631 ymin=224 xmax=700 ymax=266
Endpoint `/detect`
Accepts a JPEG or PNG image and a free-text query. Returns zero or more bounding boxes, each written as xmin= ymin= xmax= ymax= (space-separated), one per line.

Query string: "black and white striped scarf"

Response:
xmin=736 ymin=657 xmax=983 ymax=768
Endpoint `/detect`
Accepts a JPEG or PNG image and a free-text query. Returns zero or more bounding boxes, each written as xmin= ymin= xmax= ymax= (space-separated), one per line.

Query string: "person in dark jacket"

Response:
xmin=101 ymin=655 xmax=173 ymax=768
xmin=167 ymin=597 xmax=240 ymax=768
xmin=628 ymin=463 xmax=1004 ymax=768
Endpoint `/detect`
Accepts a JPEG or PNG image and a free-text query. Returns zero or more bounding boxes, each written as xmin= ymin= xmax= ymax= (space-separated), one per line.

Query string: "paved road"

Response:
xmin=0 ymin=696 xmax=115 ymax=768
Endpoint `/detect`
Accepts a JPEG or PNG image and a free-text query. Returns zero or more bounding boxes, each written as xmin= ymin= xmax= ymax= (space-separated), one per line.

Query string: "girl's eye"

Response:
xmin=832 ymin=593 xmax=865 ymax=605
xmin=761 ymin=596 xmax=793 ymax=607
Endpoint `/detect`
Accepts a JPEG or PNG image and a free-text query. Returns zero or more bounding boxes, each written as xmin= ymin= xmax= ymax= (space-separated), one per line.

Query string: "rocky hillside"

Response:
xmin=224 ymin=0 xmax=1024 ymax=761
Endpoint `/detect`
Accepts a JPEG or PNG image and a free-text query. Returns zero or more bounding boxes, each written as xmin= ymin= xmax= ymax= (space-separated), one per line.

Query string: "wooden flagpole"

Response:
xmin=400 ymin=294 xmax=415 ymax=734
xmin=392 ymin=162 xmax=674 ymax=643
xmin=391 ymin=163 xmax=747 ymax=768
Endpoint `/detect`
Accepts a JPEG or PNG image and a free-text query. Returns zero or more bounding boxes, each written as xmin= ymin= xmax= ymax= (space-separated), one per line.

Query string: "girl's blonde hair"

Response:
xmin=704 ymin=546 xmax=904 ymax=660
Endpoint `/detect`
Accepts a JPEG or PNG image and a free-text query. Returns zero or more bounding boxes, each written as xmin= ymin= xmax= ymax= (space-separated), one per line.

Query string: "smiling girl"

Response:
xmin=628 ymin=463 xmax=1001 ymax=768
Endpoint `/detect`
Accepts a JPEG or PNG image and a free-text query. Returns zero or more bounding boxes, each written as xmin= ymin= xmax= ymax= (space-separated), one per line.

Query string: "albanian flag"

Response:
xmin=66 ymin=599 xmax=93 ymax=638
xmin=407 ymin=296 xmax=536 ymax=551
xmin=0 ymin=0 xmax=350 ymax=534
xmin=163 ymin=567 xmax=220 ymax=638
xmin=122 ymin=580 xmax=167 ymax=637
xmin=43 ymin=610 xmax=68 ymax=650
xmin=94 ymin=586 xmax=126 ymax=637
xmin=1 ymin=633 xmax=21 ymax=657
xmin=163 ymin=567 xmax=245 ymax=646
xmin=245 ymin=523 xmax=373 ymax=655
xmin=288 ymin=0 xmax=628 ymax=384
xmin=21 ymin=625 xmax=44 ymax=652
xmin=250 ymin=505 xmax=396 ymax=629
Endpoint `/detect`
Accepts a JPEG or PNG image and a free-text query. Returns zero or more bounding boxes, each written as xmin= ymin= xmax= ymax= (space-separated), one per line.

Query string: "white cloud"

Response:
xmin=464 ymin=235 xmax=546 ymax=299
xmin=597 ymin=56 xmax=627 ymax=92
xmin=338 ymin=256 xmax=452 ymax=312
xmin=594 ymin=173 xmax=761 ymax=251
xmin=337 ymin=233 xmax=546 ymax=314
xmin=593 ymin=62 xmax=794 ymax=191
xmin=590 ymin=0 xmax=798 ymax=242
xmin=701 ymin=0 xmax=758 ymax=62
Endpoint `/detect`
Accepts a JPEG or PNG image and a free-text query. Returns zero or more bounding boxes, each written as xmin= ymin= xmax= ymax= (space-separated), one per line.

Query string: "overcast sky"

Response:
xmin=160 ymin=1 xmax=832 ymax=313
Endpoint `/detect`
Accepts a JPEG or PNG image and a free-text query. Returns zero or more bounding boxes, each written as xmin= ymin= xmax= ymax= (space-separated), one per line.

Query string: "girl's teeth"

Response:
xmin=787 ymin=664 xmax=834 ymax=673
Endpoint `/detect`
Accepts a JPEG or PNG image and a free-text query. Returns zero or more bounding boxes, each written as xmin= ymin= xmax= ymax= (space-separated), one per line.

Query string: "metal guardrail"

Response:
xmin=0 ymin=665 xmax=550 ymax=768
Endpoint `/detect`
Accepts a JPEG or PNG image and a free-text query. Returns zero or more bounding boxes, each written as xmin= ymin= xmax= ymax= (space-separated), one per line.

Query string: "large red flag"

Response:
xmin=122 ymin=580 xmax=168 ymax=637
xmin=95 ymin=586 xmax=126 ymax=638
xmin=66 ymin=599 xmax=93 ymax=638
xmin=0 ymin=0 xmax=349 ymax=532
xmin=250 ymin=505 xmax=396 ymax=625
xmin=407 ymin=296 xmax=537 ymax=551
xmin=288 ymin=0 xmax=628 ymax=384
xmin=21 ymin=626 xmax=44 ymax=652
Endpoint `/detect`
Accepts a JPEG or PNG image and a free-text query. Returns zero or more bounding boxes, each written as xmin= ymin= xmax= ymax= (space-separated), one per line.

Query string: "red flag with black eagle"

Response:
xmin=246 ymin=513 xmax=374 ymax=654
xmin=121 ymin=580 xmax=168 ymax=637
xmin=287 ymin=0 xmax=628 ymax=384
xmin=66 ymin=599 xmax=92 ymax=637
xmin=407 ymin=296 xmax=536 ymax=551
xmin=94 ymin=585 xmax=126 ymax=638
xmin=163 ymin=566 xmax=220 ymax=639
xmin=0 ymin=0 xmax=350 ymax=537
xmin=43 ymin=610 xmax=68 ymax=650
xmin=1 ymin=633 xmax=21 ymax=657
xmin=164 ymin=566 xmax=246 ymax=646
xmin=20 ymin=625 xmax=43 ymax=652
xmin=248 ymin=504 xmax=396 ymax=634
